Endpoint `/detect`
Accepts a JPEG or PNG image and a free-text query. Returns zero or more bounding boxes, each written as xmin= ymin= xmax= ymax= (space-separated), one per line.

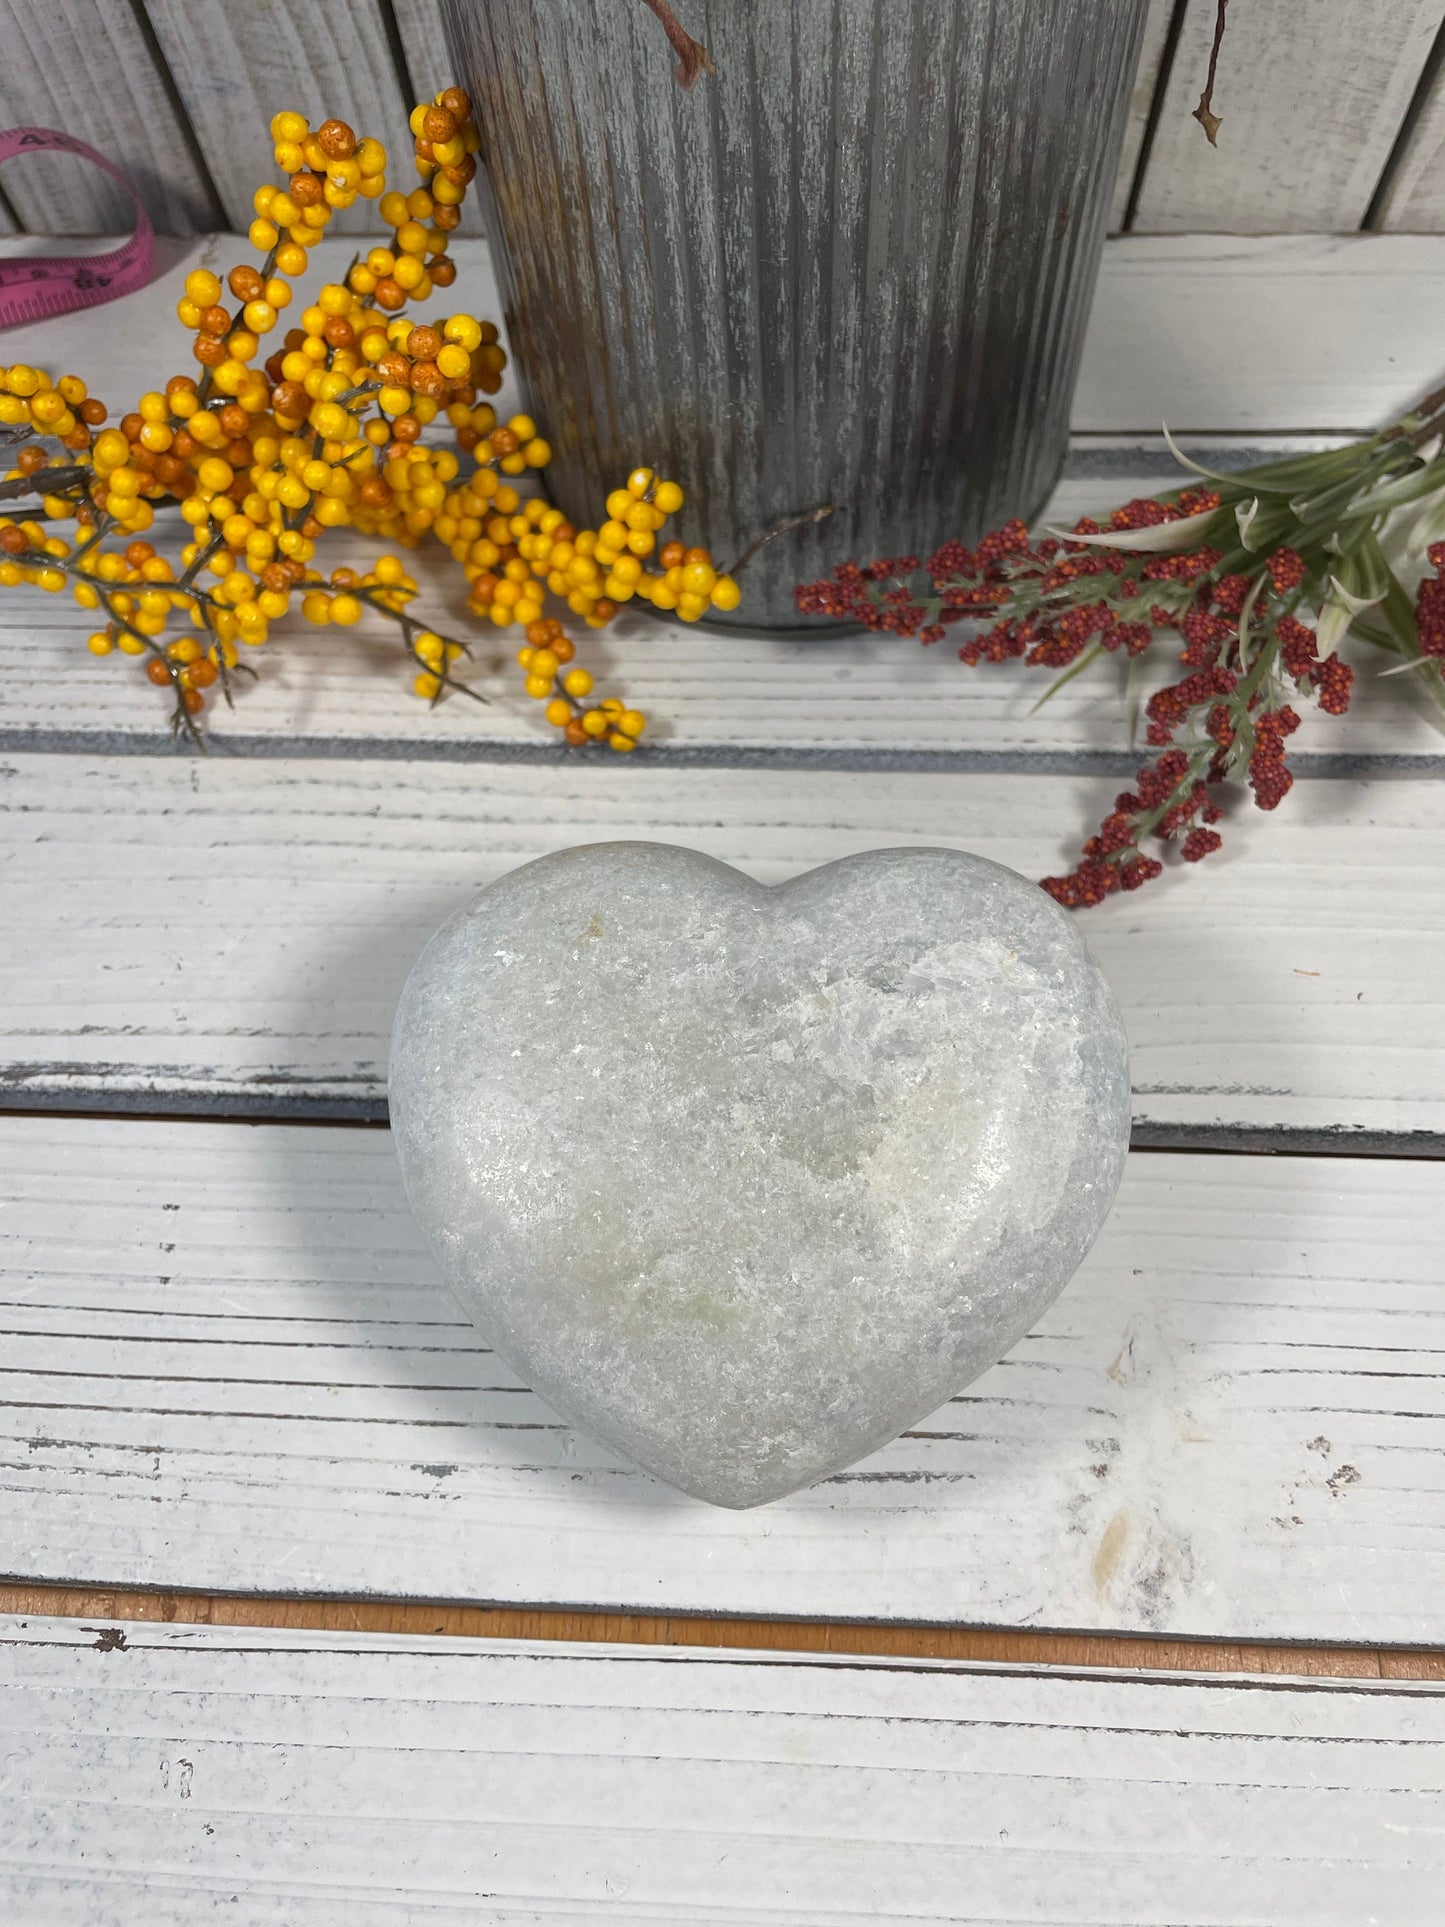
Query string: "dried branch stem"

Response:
xmin=1193 ymin=0 xmax=1230 ymax=146
xmin=636 ymin=0 xmax=715 ymax=90
xmin=728 ymin=502 xmax=835 ymax=579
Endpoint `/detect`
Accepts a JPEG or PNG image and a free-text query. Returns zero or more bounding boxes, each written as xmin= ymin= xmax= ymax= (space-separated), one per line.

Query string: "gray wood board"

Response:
xmin=1130 ymin=0 xmax=1443 ymax=234
xmin=0 ymin=2 xmax=218 ymax=234
xmin=142 ymin=0 xmax=411 ymax=236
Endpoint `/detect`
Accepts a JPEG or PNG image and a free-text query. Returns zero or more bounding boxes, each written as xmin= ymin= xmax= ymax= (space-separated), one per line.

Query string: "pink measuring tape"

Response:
xmin=0 ymin=127 xmax=155 ymax=328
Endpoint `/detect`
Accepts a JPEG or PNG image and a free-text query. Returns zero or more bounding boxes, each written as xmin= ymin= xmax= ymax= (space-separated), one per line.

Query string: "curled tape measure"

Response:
xmin=0 ymin=127 xmax=155 ymax=328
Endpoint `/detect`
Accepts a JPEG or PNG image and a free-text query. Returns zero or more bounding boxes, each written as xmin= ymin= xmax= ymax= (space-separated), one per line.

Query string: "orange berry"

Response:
xmin=316 ymin=119 xmax=357 ymax=160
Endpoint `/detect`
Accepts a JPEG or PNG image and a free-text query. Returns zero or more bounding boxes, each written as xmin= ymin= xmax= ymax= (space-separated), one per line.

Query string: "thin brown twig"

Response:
xmin=636 ymin=0 xmax=715 ymax=90
xmin=353 ymin=585 xmax=490 ymax=705
xmin=1193 ymin=0 xmax=1230 ymax=146
xmin=727 ymin=502 xmax=836 ymax=579
xmin=0 ymin=467 xmax=93 ymax=503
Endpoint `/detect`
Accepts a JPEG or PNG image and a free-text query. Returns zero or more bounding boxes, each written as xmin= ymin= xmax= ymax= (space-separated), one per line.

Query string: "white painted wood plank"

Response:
xmin=1132 ymin=0 xmax=1441 ymax=234
xmin=8 ymin=229 xmax=1445 ymax=434
xmin=1108 ymin=0 xmax=1177 ymax=231
xmin=0 ymin=2 xmax=217 ymax=235
xmin=1 ymin=1118 xmax=1441 ymax=1641
xmin=143 ymin=0 xmax=411 ymax=236
xmin=7 ymin=229 xmax=1444 ymax=437
xmin=1077 ymin=233 xmax=1445 ymax=432
xmin=4 ymin=233 xmax=1445 ymax=759
xmin=16 ymin=443 xmax=1444 ymax=763
xmin=1 ymin=755 xmax=1439 ymax=1141
xmin=1377 ymin=51 xmax=1445 ymax=230
xmin=4 ymin=1617 xmax=1443 ymax=1925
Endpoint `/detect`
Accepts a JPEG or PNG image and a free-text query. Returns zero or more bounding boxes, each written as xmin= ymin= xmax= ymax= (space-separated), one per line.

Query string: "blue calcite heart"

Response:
xmin=389 ymin=843 xmax=1130 ymax=1507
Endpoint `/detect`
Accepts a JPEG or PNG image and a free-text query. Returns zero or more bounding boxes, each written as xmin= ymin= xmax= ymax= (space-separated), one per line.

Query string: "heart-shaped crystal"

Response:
xmin=390 ymin=843 xmax=1129 ymax=1507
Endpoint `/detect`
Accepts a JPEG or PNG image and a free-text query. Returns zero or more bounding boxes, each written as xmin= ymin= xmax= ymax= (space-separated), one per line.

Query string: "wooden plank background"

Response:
xmin=5 ymin=232 xmax=1445 ymax=771
xmin=0 ymin=0 xmax=1443 ymax=235
xmin=2 ymin=1118 xmax=1441 ymax=1644
xmin=4 ymin=1618 xmax=1444 ymax=1923
xmin=2 ymin=752 xmax=1442 ymax=1144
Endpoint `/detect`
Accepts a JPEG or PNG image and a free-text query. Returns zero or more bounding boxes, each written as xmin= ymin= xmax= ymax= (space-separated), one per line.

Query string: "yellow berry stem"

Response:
xmin=352 ymin=583 xmax=488 ymax=707
xmin=0 ymin=85 xmax=696 ymax=743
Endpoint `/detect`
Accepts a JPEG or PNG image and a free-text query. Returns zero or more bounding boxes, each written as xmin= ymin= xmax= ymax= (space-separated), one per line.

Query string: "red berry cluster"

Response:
xmin=1268 ymin=547 xmax=1307 ymax=593
xmin=797 ymin=500 xmax=1219 ymax=669
xmin=1248 ymin=705 xmax=1301 ymax=810
xmin=795 ymin=485 xmax=1377 ymax=909
xmin=1145 ymin=663 xmax=1237 ymax=747
xmin=1275 ymin=612 xmax=1354 ymax=712
xmin=1041 ymin=749 xmax=1225 ymax=908
xmin=1416 ymin=541 xmax=1445 ymax=658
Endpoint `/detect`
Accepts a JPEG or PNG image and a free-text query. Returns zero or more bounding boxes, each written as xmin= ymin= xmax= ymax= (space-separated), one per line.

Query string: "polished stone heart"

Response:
xmin=389 ymin=843 xmax=1130 ymax=1508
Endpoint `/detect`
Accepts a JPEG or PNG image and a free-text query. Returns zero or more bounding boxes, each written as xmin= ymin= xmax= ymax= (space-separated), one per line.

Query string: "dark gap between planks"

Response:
xmin=2 ymin=733 xmax=1443 ymax=776
xmin=2 ymin=1095 xmax=1442 ymax=1160
xmin=1 ymin=1580 xmax=1442 ymax=1682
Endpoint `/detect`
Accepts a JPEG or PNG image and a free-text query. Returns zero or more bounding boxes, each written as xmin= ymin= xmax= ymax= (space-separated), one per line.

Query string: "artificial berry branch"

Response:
xmin=2 ymin=89 xmax=741 ymax=753
xmin=797 ymin=387 xmax=1445 ymax=906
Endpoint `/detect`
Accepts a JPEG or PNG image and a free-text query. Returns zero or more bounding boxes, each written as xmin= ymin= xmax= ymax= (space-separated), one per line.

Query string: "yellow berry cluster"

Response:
xmin=0 ymin=87 xmax=739 ymax=743
xmin=455 ymin=463 xmax=740 ymax=638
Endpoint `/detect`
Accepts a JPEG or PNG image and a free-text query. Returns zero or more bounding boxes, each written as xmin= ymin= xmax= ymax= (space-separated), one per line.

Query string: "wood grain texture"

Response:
xmin=10 ymin=228 xmax=1445 ymax=432
xmin=1078 ymin=233 xmax=1445 ymax=432
xmin=1 ymin=754 xmax=1442 ymax=1140
xmin=10 ymin=1581 xmax=1444 ymax=1679
xmin=8 ymin=238 xmax=1445 ymax=766
xmin=2 ymin=1116 xmax=1441 ymax=1643
xmin=1108 ymin=0 xmax=1179 ymax=230
xmin=1376 ymin=39 xmax=1445 ymax=230
xmin=1131 ymin=0 xmax=1443 ymax=234
xmin=141 ymin=0 xmax=410 ymax=235
xmin=5 ymin=451 xmax=1443 ymax=764
xmin=0 ymin=1 xmax=218 ymax=235
xmin=390 ymin=0 xmax=461 ymax=108
xmin=5 ymin=1616 xmax=1444 ymax=1925
xmin=5 ymin=234 xmax=1445 ymax=764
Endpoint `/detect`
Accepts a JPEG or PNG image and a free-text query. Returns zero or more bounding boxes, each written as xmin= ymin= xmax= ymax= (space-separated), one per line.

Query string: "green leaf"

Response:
xmin=1028 ymin=642 xmax=1105 ymax=714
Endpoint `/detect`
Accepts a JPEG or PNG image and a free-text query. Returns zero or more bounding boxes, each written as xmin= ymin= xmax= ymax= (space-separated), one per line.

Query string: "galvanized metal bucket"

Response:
xmin=443 ymin=0 xmax=1148 ymax=628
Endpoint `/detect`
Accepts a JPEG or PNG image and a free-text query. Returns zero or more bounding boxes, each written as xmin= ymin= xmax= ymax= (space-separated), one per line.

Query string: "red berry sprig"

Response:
xmin=799 ymin=393 xmax=1445 ymax=908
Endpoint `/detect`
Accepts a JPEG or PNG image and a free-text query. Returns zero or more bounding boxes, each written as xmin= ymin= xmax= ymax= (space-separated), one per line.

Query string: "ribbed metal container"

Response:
xmin=442 ymin=0 xmax=1147 ymax=629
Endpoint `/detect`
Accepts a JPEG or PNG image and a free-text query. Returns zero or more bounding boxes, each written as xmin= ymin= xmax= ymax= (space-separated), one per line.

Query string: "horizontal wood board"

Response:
xmin=7 ymin=232 xmax=1445 ymax=435
xmin=24 ymin=446 xmax=1445 ymax=766
xmin=5 ymin=235 xmax=1445 ymax=764
xmin=1 ymin=1116 xmax=1441 ymax=1643
xmin=1 ymin=752 xmax=1441 ymax=1142
xmin=4 ymin=1616 xmax=1444 ymax=1924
